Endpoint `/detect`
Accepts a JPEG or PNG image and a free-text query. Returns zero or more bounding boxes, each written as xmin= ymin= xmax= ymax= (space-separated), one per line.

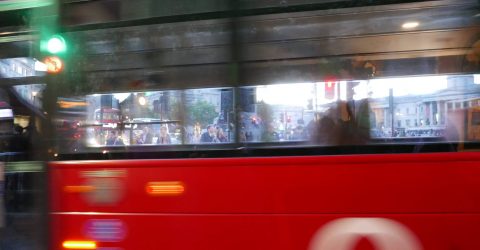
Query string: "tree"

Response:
xmin=187 ymin=100 xmax=218 ymax=127
xmin=168 ymin=100 xmax=183 ymax=121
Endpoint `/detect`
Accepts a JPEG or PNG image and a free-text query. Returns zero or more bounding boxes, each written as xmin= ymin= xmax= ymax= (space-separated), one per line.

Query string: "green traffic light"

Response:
xmin=46 ymin=35 xmax=66 ymax=54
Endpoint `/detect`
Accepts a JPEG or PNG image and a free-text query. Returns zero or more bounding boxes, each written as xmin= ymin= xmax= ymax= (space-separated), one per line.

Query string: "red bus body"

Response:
xmin=50 ymin=152 xmax=480 ymax=250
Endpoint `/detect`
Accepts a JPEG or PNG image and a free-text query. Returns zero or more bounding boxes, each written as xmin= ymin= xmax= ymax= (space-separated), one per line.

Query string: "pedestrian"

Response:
xmin=216 ymin=127 xmax=228 ymax=143
xmin=139 ymin=126 xmax=153 ymax=144
xmin=106 ymin=131 xmax=117 ymax=145
xmin=158 ymin=126 xmax=171 ymax=144
xmin=200 ymin=125 xmax=218 ymax=143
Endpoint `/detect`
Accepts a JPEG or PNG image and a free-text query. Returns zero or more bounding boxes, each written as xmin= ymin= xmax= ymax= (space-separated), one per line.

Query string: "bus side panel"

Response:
xmin=50 ymin=152 xmax=480 ymax=214
xmin=50 ymin=213 xmax=480 ymax=250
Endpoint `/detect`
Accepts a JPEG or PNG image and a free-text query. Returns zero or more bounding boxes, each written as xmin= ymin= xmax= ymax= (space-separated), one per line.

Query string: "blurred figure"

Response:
xmin=158 ymin=126 xmax=171 ymax=144
xmin=216 ymin=127 xmax=228 ymax=142
xmin=292 ymin=125 xmax=306 ymax=140
xmin=132 ymin=134 xmax=142 ymax=145
xmin=440 ymin=109 xmax=463 ymax=152
xmin=106 ymin=131 xmax=117 ymax=145
xmin=310 ymin=100 xmax=371 ymax=146
xmin=317 ymin=110 xmax=338 ymax=145
xmin=139 ymin=126 xmax=153 ymax=144
xmin=106 ymin=130 xmax=124 ymax=145
xmin=246 ymin=131 xmax=253 ymax=141
xmin=332 ymin=100 xmax=372 ymax=145
xmin=9 ymin=125 xmax=27 ymax=152
xmin=200 ymin=125 xmax=218 ymax=143
xmin=192 ymin=122 xmax=202 ymax=143
xmin=336 ymin=101 xmax=360 ymax=145
xmin=354 ymin=98 xmax=373 ymax=144
xmin=114 ymin=132 xmax=125 ymax=146
xmin=307 ymin=113 xmax=321 ymax=140
xmin=262 ymin=124 xmax=280 ymax=142
xmin=239 ymin=128 xmax=247 ymax=142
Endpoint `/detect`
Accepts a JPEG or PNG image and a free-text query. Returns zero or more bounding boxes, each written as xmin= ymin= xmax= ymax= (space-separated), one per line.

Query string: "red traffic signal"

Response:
xmin=325 ymin=81 xmax=336 ymax=100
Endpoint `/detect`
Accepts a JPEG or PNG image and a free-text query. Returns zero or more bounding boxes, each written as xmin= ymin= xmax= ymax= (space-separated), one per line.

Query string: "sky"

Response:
xmin=256 ymin=75 xmax=451 ymax=107
xmin=359 ymin=76 xmax=448 ymax=99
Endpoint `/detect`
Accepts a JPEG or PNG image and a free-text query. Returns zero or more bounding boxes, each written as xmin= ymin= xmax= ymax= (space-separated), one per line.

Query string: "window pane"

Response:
xmin=240 ymin=83 xmax=318 ymax=143
xmin=12 ymin=84 xmax=45 ymax=109
xmin=184 ymin=88 xmax=234 ymax=144
xmin=57 ymin=88 xmax=236 ymax=151
xmin=241 ymin=74 xmax=480 ymax=146
xmin=0 ymin=58 xmax=45 ymax=78
xmin=78 ymin=90 xmax=183 ymax=147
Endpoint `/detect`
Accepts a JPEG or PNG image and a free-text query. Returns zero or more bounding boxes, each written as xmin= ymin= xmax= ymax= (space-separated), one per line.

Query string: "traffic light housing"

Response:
xmin=40 ymin=34 xmax=68 ymax=74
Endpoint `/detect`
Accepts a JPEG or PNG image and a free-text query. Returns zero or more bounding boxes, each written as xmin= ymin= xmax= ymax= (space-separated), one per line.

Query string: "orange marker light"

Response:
xmin=64 ymin=185 xmax=95 ymax=193
xmin=62 ymin=240 xmax=97 ymax=249
xmin=57 ymin=100 xmax=87 ymax=109
xmin=146 ymin=181 xmax=185 ymax=196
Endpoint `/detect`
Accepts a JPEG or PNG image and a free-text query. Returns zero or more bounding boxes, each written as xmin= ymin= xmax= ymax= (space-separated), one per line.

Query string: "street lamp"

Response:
xmin=138 ymin=96 xmax=146 ymax=106
xmin=32 ymin=91 xmax=38 ymax=105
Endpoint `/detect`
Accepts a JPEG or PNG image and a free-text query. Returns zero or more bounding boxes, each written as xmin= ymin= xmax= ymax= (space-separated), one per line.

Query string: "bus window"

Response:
xmin=55 ymin=74 xmax=480 ymax=152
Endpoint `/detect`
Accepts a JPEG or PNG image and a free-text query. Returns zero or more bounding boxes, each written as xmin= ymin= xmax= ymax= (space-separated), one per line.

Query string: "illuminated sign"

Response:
xmin=0 ymin=109 xmax=13 ymax=118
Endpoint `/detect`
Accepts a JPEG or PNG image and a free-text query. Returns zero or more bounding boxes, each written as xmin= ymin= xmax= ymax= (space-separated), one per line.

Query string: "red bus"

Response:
xmin=3 ymin=0 xmax=480 ymax=250
xmin=93 ymin=108 xmax=120 ymax=124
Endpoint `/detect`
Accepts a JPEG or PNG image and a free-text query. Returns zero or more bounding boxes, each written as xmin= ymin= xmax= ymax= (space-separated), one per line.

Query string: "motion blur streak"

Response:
xmin=57 ymin=100 xmax=88 ymax=109
xmin=402 ymin=21 xmax=420 ymax=29
xmin=146 ymin=181 xmax=185 ymax=196
xmin=62 ymin=240 xmax=97 ymax=249
xmin=64 ymin=185 xmax=96 ymax=193
xmin=309 ymin=218 xmax=422 ymax=250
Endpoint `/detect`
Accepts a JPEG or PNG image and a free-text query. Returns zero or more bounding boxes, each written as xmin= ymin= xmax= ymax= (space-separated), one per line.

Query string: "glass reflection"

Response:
xmin=56 ymin=74 xmax=480 ymax=151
